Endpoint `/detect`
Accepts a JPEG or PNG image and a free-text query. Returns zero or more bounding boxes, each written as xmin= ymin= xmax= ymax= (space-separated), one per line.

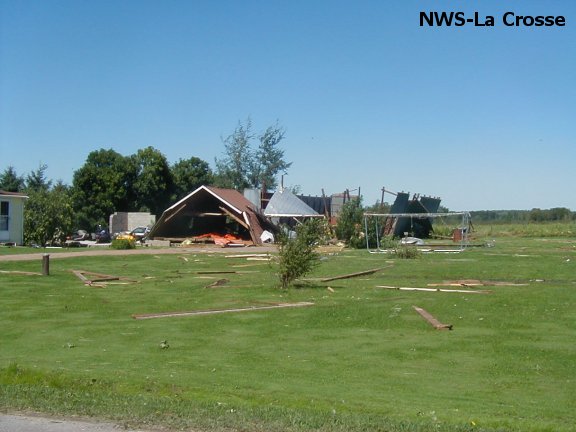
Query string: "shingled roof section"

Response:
xmin=148 ymin=185 xmax=271 ymax=245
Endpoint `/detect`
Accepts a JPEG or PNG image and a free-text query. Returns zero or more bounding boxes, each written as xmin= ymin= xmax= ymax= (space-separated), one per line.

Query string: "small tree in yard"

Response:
xmin=276 ymin=219 xmax=323 ymax=289
xmin=335 ymin=198 xmax=366 ymax=248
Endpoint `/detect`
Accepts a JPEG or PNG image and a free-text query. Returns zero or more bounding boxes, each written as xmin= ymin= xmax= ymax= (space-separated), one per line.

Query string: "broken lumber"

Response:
xmin=376 ymin=285 xmax=491 ymax=294
xmin=132 ymin=301 xmax=314 ymax=320
xmin=72 ymin=270 xmax=120 ymax=284
xmin=0 ymin=270 xmax=42 ymax=276
xmin=225 ymin=254 xmax=270 ymax=258
xmin=413 ymin=305 xmax=453 ymax=330
xmin=205 ymin=278 xmax=229 ymax=288
xmin=320 ymin=268 xmax=383 ymax=282
xmin=196 ymin=271 xmax=237 ymax=274
xmin=427 ymin=280 xmax=528 ymax=287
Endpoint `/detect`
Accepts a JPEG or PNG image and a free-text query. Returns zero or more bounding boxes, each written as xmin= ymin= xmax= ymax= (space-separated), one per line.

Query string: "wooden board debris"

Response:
xmin=132 ymin=302 xmax=314 ymax=320
xmin=427 ymin=279 xmax=528 ymax=287
xmin=71 ymin=270 xmax=135 ymax=286
xmin=225 ymin=254 xmax=271 ymax=258
xmin=320 ymin=268 xmax=384 ymax=282
xmin=205 ymin=278 xmax=229 ymax=288
xmin=376 ymin=285 xmax=491 ymax=294
xmin=196 ymin=270 xmax=238 ymax=274
xmin=413 ymin=305 xmax=453 ymax=330
xmin=0 ymin=270 xmax=42 ymax=276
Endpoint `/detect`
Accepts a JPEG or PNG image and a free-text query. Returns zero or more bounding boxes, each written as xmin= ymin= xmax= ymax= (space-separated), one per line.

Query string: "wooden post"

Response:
xmin=42 ymin=254 xmax=50 ymax=276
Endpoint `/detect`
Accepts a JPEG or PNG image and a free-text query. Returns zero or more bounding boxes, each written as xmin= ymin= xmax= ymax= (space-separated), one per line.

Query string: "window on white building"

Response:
xmin=0 ymin=201 xmax=9 ymax=231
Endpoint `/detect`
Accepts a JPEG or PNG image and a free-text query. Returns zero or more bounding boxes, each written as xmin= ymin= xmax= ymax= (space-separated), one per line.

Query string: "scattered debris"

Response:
xmin=327 ymin=287 xmax=335 ymax=293
xmin=132 ymin=302 xmax=314 ymax=320
xmin=160 ymin=340 xmax=169 ymax=349
xmin=196 ymin=270 xmax=237 ymax=275
xmin=178 ymin=256 xmax=189 ymax=262
xmin=376 ymin=285 xmax=491 ymax=294
xmin=205 ymin=278 xmax=230 ymax=288
xmin=225 ymin=254 xmax=271 ymax=258
xmin=0 ymin=270 xmax=42 ymax=276
xmin=71 ymin=270 xmax=136 ymax=287
xmin=413 ymin=305 xmax=453 ymax=330
xmin=320 ymin=268 xmax=385 ymax=282
xmin=427 ymin=279 xmax=528 ymax=287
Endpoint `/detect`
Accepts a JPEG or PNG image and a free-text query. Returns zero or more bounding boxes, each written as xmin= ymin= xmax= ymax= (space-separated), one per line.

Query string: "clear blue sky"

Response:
xmin=1 ymin=0 xmax=574 ymax=211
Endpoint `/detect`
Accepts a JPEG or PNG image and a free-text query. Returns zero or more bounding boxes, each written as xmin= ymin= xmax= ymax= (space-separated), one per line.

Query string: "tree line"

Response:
xmin=0 ymin=120 xmax=290 ymax=246
xmin=469 ymin=208 xmax=575 ymax=223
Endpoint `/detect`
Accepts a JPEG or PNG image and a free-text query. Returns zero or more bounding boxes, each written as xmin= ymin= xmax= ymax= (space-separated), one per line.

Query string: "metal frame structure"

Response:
xmin=363 ymin=211 xmax=472 ymax=253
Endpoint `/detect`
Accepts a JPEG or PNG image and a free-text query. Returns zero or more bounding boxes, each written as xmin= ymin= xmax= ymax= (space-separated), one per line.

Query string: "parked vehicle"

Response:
xmin=68 ymin=229 xmax=90 ymax=241
xmin=130 ymin=226 xmax=150 ymax=242
xmin=94 ymin=225 xmax=111 ymax=243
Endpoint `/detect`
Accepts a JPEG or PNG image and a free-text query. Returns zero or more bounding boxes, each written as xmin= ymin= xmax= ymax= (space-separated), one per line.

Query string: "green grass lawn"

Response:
xmin=1 ymin=236 xmax=575 ymax=431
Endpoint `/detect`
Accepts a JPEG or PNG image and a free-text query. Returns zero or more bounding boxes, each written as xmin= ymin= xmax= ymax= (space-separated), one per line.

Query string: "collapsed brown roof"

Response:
xmin=148 ymin=185 xmax=272 ymax=245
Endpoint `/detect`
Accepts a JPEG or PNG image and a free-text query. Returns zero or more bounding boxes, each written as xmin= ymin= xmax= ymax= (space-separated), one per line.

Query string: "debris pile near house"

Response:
xmin=180 ymin=233 xmax=252 ymax=247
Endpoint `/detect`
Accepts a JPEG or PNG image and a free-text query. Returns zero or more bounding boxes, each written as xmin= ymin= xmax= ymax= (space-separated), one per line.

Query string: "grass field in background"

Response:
xmin=1 ymin=233 xmax=575 ymax=431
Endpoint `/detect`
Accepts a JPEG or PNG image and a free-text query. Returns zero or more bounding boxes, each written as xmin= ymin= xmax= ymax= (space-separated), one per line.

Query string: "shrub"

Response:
xmin=335 ymin=199 xmax=363 ymax=246
xmin=110 ymin=238 xmax=136 ymax=250
xmin=276 ymin=219 xmax=323 ymax=289
xmin=394 ymin=244 xmax=421 ymax=259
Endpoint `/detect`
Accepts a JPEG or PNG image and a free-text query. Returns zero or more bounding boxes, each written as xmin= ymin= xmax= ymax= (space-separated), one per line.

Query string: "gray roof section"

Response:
xmin=264 ymin=188 xmax=321 ymax=217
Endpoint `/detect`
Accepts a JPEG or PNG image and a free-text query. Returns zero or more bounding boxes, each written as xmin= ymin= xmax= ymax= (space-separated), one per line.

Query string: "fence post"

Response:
xmin=42 ymin=254 xmax=50 ymax=276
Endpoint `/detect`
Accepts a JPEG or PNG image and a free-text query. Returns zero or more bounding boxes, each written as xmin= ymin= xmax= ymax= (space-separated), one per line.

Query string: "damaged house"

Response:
xmin=147 ymin=185 xmax=274 ymax=246
xmin=383 ymin=192 xmax=442 ymax=238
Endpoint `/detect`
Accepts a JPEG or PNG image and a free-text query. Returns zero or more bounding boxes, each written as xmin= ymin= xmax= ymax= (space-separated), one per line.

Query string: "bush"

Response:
xmin=276 ymin=219 xmax=323 ymax=289
xmin=335 ymin=198 xmax=379 ymax=248
xmin=110 ymin=238 xmax=136 ymax=250
xmin=394 ymin=244 xmax=421 ymax=259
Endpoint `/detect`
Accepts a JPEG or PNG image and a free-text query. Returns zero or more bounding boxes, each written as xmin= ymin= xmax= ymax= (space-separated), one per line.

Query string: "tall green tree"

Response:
xmin=252 ymin=123 xmax=291 ymax=190
xmin=131 ymin=146 xmax=173 ymax=216
xmin=24 ymin=180 xmax=74 ymax=246
xmin=215 ymin=119 xmax=291 ymax=191
xmin=25 ymin=164 xmax=52 ymax=192
xmin=0 ymin=166 xmax=25 ymax=192
xmin=171 ymin=157 xmax=213 ymax=200
xmin=72 ymin=149 xmax=135 ymax=229
xmin=215 ymin=119 xmax=254 ymax=190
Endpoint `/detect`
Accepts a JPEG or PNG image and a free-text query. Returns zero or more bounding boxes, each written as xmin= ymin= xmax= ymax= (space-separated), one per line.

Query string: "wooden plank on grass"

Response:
xmin=320 ymin=268 xmax=383 ymax=282
xmin=0 ymin=270 xmax=42 ymax=276
xmin=413 ymin=305 xmax=453 ymax=330
xmin=427 ymin=280 xmax=528 ymax=287
xmin=376 ymin=285 xmax=491 ymax=294
xmin=196 ymin=270 xmax=237 ymax=274
xmin=71 ymin=270 xmax=121 ymax=285
xmin=132 ymin=302 xmax=314 ymax=320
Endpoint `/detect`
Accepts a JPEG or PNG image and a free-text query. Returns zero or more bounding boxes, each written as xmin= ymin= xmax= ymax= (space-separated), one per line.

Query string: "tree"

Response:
xmin=71 ymin=149 xmax=135 ymax=229
xmin=130 ymin=146 xmax=173 ymax=217
xmin=215 ymin=119 xmax=291 ymax=191
xmin=25 ymin=164 xmax=52 ymax=192
xmin=171 ymin=157 xmax=213 ymax=200
xmin=251 ymin=123 xmax=291 ymax=190
xmin=0 ymin=166 xmax=25 ymax=192
xmin=215 ymin=119 xmax=254 ymax=190
xmin=24 ymin=181 xmax=74 ymax=246
xmin=276 ymin=219 xmax=323 ymax=289
xmin=335 ymin=198 xmax=366 ymax=248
